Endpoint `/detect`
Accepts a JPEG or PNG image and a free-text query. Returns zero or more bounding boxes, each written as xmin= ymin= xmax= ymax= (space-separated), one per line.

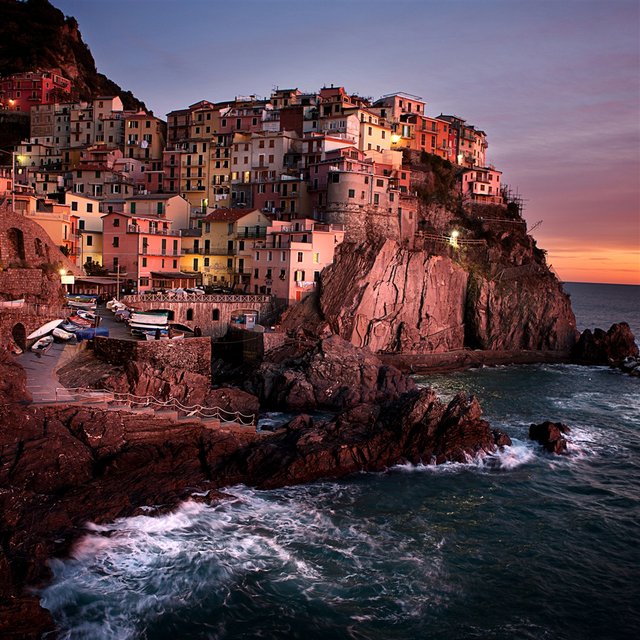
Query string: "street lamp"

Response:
xmin=0 ymin=149 xmax=16 ymax=213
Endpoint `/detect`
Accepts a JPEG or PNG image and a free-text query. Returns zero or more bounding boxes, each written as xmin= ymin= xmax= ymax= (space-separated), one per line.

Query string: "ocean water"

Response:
xmin=40 ymin=283 xmax=640 ymax=640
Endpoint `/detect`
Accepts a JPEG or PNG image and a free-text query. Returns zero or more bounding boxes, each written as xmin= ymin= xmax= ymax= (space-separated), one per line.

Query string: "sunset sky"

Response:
xmin=54 ymin=0 xmax=640 ymax=284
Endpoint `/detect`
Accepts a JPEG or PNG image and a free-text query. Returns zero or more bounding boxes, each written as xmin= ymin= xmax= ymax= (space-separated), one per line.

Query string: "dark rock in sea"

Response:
xmin=571 ymin=322 xmax=639 ymax=366
xmin=619 ymin=356 xmax=640 ymax=377
xmin=529 ymin=420 xmax=571 ymax=454
xmin=493 ymin=429 xmax=513 ymax=447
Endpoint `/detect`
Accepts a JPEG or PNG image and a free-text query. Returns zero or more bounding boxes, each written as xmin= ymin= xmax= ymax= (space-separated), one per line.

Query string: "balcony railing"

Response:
xmin=127 ymin=225 xmax=181 ymax=236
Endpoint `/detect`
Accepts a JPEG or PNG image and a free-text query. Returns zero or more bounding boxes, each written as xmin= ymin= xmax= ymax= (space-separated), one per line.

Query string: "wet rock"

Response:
xmin=529 ymin=420 xmax=571 ymax=454
xmin=493 ymin=429 xmax=513 ymax=447
xmin=249 ymin=334 xmax=415 ymax=411
xmin=572 ymin=322 xmax=639 ymax=366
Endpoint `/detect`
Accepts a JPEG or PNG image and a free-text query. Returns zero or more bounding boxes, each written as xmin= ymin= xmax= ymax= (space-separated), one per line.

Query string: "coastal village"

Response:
xmin=0 ymin=68 xmax=511 ymax=350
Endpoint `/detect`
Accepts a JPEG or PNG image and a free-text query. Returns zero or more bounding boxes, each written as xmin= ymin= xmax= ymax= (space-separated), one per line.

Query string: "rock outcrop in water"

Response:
xmin=529 ymin=420 xmax=571 ymax=454
xmin=571 ymin=322 xmax=639 ymax=366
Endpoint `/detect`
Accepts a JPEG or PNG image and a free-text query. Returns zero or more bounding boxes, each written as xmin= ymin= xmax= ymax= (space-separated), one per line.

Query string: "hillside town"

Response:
xmin=0 ymin=69 xmax=505 ymax=305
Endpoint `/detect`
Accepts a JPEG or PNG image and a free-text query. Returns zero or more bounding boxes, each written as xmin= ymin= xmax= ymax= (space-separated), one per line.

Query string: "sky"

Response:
xmin=52 ymin=0 xmax=640 ymax=284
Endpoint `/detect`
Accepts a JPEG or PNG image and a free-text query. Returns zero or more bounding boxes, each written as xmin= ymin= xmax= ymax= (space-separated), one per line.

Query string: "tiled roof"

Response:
xmin=203 ymin=208 xmax=258 ymax=223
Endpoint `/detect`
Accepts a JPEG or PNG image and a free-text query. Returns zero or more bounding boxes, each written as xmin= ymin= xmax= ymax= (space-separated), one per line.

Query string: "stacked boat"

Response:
xmin=65 ymin=294 xmax=97 ymax=310
xmin=129 ymin=310 xmax=170 ymax=339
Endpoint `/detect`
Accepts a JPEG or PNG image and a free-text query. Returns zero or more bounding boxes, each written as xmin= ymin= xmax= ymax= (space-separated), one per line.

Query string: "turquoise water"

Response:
xmin=41 ymin=284 xmax=640 ymax=639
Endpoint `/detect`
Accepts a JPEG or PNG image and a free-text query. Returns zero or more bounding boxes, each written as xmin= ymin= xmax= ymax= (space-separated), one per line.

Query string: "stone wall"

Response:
xmin=325 ymin=204 xmax=401 ymax=244
xmin=94 ymin=336 xmax=212 ymax=376
xmin=121 ymin=294 xmax=274 ymax=338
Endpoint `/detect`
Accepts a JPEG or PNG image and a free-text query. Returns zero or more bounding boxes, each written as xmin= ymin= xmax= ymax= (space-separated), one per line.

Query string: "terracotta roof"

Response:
xmin=203 ymin=208 xmax=258 ymax=223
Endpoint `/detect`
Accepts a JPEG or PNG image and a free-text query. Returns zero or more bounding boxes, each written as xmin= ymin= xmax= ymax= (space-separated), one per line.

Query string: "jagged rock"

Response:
xmin=572 ymin=323 xmax=639 ymax=366
xmin=493 ymin=429 xmax=513 ymax=447
xmin=465 ymin=272 xmax=578 ymax=351
xmin=0 ymin=348 xmax=30 ymax=404
xmin=286 ymin=240 xmax=469 ymax=353
xmin=529 ymin=420 xmax=571 ymax=454
xmin=248 ymin=334 xmax=415 ymax=410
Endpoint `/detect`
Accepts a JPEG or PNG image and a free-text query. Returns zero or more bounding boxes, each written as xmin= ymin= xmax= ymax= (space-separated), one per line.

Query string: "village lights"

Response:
xmin=449 ymin=230 xmax=460 ymax=248
xmin=0 ymin=149 xmax=17 ymax=213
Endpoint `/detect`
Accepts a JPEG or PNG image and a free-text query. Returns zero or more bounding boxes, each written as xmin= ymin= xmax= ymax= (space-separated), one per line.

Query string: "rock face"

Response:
xmin=529 ymin=420 xmax=571 ymax=454
xmin=248 ymin=334 xmax=415 ymax=410
xmin=465 ymin=270 xmax=577 ymax=351
xmin=281 ymin=228 xmax=577 ymax=357
xmin=571 ymin=322 xmax=639 ymax=366
xmin=311 ymin=240 xmax=468 ymax=353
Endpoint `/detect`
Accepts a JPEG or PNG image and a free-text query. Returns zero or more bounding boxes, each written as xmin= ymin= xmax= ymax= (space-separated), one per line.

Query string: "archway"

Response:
xmin=12 ymin=323 xmax=26 ymax=351
xmin=7 ymin=228 xmax=26 ymax=262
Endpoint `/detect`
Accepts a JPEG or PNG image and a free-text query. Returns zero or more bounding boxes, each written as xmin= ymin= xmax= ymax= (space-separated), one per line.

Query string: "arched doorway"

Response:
xmin=12 ymin=323 xmax=26 ymax=351
xmin=7 ymin=228 xmax=26 ymax=262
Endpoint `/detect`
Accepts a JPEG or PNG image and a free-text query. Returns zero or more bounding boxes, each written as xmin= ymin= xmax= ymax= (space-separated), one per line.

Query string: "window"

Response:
xmin=331 ymin=173 xmax=339 ymax=183
xmin=130 ymin=203 xmax=136 ymax=214
xmin=281 ymin=251 xmax=286 ymax=262
xmin=112 ymin=237 xmax=119 ymax=247
xmin=173 ymin=260 xmax=177 ymax=268
xmin=71 ymin=201 xmax=78 ymax=211
xmin=297 ymin=251 xmax=303 ymax=262
xmin=294 ymin=270 xmax=305 ymax=281
xmin=142 ymin=257 xmax=147 ymax=267
xmin=373 ymin=194 xmax=380 ymax=205
xmin=86 ymin=235 xmax=92 ymax=246
xmin=279 ymin=269 xmax=286 ymax=280
xmin=193 ymin=258 xmax=199 ymax=270
xmin=376 ymin=179 xmax=384 ymax=187
xmin=212 ymin=309 xmax=220 ymax=321
xmin=267 ymin=251 xmax=272 ymax=261
xmin=348 ymin=189 xmax=355 ymax=198
xmin=87 ymin=203 xmax=93 ymax=213
xmin=186 ymin=308 xmax=194 ymax=321
xmin=254 ymin=268 xmax=259 ymax=278
xmin=204 ymin=258 xmax=210 ymax=267
xmin=313 ymin=252 xmax=320 ymax=264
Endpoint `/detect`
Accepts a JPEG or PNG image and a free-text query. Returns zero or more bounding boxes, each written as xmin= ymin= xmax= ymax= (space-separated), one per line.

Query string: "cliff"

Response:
xmin=283 ymin=156 xmax=577 ymax=356
xmin=0 ymin=0 xmax=144 ymax=110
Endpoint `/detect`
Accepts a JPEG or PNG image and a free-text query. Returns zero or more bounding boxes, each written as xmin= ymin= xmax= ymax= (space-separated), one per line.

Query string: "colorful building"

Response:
xmin=252 ymin=218 xmax=344 ymax=302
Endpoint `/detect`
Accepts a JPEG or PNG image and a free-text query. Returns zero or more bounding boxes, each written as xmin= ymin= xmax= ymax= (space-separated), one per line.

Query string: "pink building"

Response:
xmin=102 ymin=211 xmax=182 ymax=291
xmin=461 ymin=167 xmax=503 ymax=204
xmin=0 ymin=69 xmax=71 ymax=112
xmin=252 ymin=218 xmax=344 ymax=302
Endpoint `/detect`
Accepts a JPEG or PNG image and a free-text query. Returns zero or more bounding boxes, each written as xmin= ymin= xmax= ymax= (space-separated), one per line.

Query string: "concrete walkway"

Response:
xmin=18 ymin=339 xmax=80 ymax=403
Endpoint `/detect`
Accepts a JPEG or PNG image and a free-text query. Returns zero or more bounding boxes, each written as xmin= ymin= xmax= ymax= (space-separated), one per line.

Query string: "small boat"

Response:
xmin=67 ymin=315 xmax=92 ymax=328
xmin=130 ymin=311 xmax=169 ymax=326
xmin=106 ymin=298 xmax=127 ymax=312
xmin=60 ymin=322 xmax=80 ymax=332
xmin=31 ymin=335 xmax=54 ymax=354
xmin=0 ymin=298 xmax=25 ymax=309
xmin=76 ymin=309 xmax=96 ymax=321
xmin=129 ymin=321 xmax=169 ymax=331
xmin=53 ymin=327 xmax=74 ymax=342
xmin=26 ymin=319 xmax=64 ymax=340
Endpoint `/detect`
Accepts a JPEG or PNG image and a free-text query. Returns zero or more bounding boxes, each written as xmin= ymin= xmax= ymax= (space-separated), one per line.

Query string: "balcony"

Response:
xmin=182 ymin=247 xmax=205 ymax=254
xmin=127 ymin=225 xmax=181 ymax=236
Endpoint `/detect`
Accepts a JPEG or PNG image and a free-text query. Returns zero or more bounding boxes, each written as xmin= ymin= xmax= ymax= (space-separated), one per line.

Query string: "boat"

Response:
xmin=66 ymin=296 xmax=97 ymax=310
xmin=129 ymin=311 xmax=169 ymax=326
xmin=129 ymin=321 xmax=170 ymax=331
xmin=106 ymin=298 xmax=128 ymax=312
xmin=67 ymin=315 xmax=92 ymax=328
xmin=60 ymin=322 xmax=80 ymax=332
xmin=76 ymin=309 xmax=96 ymax=321
xmin=31 ymin=335 xmax=54 ymax=354
xmin=0 ymin=298 xmax=25 ymax=309
xmin=52 ymin=327 xmax=74 ymax=342
xmin=26 ymin=319 xmax=64 ymax=340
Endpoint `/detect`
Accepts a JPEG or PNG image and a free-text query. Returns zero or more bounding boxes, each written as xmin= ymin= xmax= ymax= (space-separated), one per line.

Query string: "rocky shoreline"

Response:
xmin=1 ymin=324 xmax=637 ymax=638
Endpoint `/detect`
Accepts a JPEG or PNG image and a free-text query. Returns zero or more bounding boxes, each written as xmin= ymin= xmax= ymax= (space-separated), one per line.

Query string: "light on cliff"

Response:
xmin=449 ymin=230 xmax=460 ymax=248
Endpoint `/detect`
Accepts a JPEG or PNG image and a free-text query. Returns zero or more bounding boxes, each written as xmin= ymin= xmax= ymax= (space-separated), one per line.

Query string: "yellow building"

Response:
xmin=200 ymin=208 xmax=271 ymax=287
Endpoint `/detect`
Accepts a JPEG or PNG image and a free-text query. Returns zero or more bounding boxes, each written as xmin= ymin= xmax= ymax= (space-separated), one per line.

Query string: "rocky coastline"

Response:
xmin=1 ymin=321 xmax=638 ymax=638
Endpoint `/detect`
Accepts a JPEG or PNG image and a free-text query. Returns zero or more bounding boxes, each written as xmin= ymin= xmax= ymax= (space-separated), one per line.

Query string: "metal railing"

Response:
xmin=123 ymin=292 xmax=272 ymax=303
xmin=55 ymin=387 xmax=256 ymax=425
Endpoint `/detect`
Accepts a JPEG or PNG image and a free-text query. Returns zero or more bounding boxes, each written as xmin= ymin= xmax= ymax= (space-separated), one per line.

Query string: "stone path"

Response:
xmin=18 ymin=340 xmax=80 ymax=403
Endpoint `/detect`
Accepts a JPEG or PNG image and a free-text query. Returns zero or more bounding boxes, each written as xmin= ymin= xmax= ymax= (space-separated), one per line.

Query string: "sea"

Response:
xmin=40 ymin=282 xmax=640 ymax=640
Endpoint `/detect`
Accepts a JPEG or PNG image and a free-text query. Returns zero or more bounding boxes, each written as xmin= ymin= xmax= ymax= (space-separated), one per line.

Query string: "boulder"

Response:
xmin=572 ymin=322 xmax=639 ymax=366
xmin=529 ymin=420 xmax=571 ymax=454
